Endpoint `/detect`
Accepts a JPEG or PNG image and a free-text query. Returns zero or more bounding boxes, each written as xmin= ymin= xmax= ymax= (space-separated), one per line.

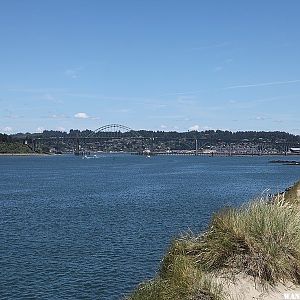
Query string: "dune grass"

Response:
xmin=128 ymin=246 xmax=225 ymax=300
xmin=284 ymin=181 xmax=300 ymax=205
xmin=192 ymin=199 xmax=300 ymax=285
xmin=127 ymin=181 xmax=300 ymax=299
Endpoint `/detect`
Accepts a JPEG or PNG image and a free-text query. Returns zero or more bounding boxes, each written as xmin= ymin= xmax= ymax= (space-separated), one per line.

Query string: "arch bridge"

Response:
xmin=86 ymin=124 xmax=140 ymax=138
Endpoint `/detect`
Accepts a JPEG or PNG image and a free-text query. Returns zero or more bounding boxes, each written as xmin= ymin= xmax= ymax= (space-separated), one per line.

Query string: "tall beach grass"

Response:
xmin=127 ymin=181 xmax=300 ymax=299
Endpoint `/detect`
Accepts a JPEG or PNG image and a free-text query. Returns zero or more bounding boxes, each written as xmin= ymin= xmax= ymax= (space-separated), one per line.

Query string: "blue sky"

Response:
xmin=1 ymin=0 xmax=300 ymax=134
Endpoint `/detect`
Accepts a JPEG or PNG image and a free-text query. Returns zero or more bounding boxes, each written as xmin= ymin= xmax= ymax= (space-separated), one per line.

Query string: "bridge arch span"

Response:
xmin=94 ymin=124 xmax=133 ymax=134
xmin=87 ymin=124 xmax=139 ymax=138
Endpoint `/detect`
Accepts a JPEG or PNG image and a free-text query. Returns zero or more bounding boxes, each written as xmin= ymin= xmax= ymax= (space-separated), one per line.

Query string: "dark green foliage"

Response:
xmin=0 ymin=142 xmax=33 ymax=154
xmin=7 ymin=129 xmax=300 ymax=154
xmin=0 ymin=133 xmax=12 ymax=142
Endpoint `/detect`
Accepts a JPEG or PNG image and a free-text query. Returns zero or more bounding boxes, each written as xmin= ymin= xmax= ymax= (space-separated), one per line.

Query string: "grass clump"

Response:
xmin=193 ymin=199 xmax=300 ymax=285
xmin=284 ymin=181 xmax=300 ymax=205
xmin=127 ymin=240 xmax=224 ymax=300
xmin=127 ymin=181 xmax=300 ymax=299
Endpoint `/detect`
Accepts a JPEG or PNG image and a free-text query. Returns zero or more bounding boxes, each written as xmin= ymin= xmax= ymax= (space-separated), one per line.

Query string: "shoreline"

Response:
xmin=0 ymin=153 xmax=52 ymax=156
xmin=0 ymin=152 xmax=299 ymax=158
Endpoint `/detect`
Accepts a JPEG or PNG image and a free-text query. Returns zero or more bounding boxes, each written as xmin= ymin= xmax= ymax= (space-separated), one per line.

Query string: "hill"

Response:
xmin=0 ymin=133 xmax=34 ymax=154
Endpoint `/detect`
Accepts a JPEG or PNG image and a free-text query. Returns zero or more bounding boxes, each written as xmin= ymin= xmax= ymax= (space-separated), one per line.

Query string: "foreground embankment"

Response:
xmin=127 ymin=181 xmax=300 ymax=300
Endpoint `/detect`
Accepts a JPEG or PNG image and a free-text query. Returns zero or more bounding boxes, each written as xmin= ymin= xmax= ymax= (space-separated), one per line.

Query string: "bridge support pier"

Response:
xmin=32 ymin=139 xmax=36 ymax=152
xmin=74 ymin=137 xmax=80 ymax=155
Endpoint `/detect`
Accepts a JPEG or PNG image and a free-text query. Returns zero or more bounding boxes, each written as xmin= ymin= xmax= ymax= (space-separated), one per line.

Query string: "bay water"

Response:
xmin=1 ymin=155 xmax=300 ymax=299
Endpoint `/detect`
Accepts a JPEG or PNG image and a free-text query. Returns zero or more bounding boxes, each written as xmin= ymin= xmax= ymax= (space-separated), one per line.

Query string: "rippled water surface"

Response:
xmin=1 ymin=155 xmax=300 ymax=299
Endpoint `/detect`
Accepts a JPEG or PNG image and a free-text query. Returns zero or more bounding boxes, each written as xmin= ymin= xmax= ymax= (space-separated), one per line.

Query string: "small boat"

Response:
xmin=290 ymin=148 xmax=300 ymax=154
xmin=82 ymin=155 xmax=97 ymax=159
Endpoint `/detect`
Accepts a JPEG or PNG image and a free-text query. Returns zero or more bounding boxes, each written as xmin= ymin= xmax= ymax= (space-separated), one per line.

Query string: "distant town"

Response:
xmin=1 ymin=126 xmax=300 ymax=156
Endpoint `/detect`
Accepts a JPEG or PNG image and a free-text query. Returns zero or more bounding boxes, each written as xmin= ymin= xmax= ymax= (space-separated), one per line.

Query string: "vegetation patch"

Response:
xmin=284 ymin=181 xmax=300 ymax=205
xmin=128 ymin=246 xmax=224 ymax=300
xmin=193 ymin=199 xmax=300 ymax=285
xmin=127 ymin=181 xmax=300 ymax=299
xmin=0 ymin=142 xmax=34 ymax=154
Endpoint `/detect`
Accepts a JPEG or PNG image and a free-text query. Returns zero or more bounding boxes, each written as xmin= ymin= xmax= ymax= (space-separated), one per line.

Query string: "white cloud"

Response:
xmin=255 ymin=116 xmax=267 ymax=121
xmin=37 ymin=127 xmax=44 ymax=133
xmin=56 ymin=126 xmax=66 ymax=132
xmin=188 ymin=125 xmax=214 ymax=131
xmin=189 ymin=125 xmax=200 ymax=131
xmin=3 ymin=126 xmax=13 ymax=133
xmin=74 ymin=112 xmax=89 ymax=119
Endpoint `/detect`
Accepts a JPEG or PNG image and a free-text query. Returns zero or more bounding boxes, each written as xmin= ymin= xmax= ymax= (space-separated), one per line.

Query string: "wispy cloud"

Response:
xmin=213 ymin=66 xmax=223 ymax=72
xmin=254 ymin=116 xmax=269 ymax=121
xmin=190 ymin=41 xmax=230 ymax=51
xmin=148 ymin=114 xmax=188 ymax=120
xmin=213 ymin=58 xmax=233 ymax=73
xmin=116 ymin=109 xmax=131 ymax=113
xmin=65 ymin=69 xmax=80 ymax=79
xmin=41 ymin=93 xmax=62 ymax=103
xmin=177 ymin=95 xmax=196 ymax=104
xmin=4 ymin=113 xmax=23 ymax=119
xmin=225 ymin=79 xmax=300 ymax=90
xmin=160 ymin=90 xmax=203 ymax=97
xmin=273 ymin=119 xmax=284 ymax=123
xmin=48 ymin=114 xmax=69 ymax=119
xmin=7 ymin=87 xmax=66 ymax=93
xmin=64 ymin=92 xmax=156 ymax=104
xmin=42 ymin=93 xmax=55 ymax=101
